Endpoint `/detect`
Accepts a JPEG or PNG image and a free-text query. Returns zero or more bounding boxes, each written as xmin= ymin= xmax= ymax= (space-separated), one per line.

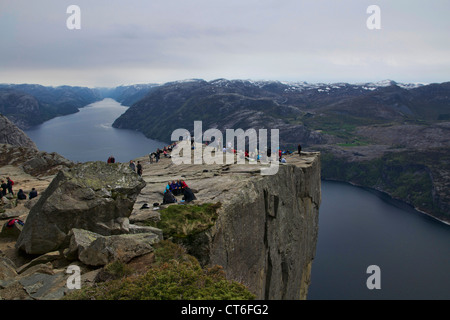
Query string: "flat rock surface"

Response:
xmin=131 ymin=149 xmax=319 ymax=218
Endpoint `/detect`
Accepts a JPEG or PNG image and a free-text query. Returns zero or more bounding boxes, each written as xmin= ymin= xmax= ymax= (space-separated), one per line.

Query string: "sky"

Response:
xmin=1 ymin=0 xmax=449 ymax=87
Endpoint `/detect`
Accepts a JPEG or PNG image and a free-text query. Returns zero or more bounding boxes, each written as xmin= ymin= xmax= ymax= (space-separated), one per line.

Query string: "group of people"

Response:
xmin=128 ymin=160 xmax=143 ymax=177
xmin=217 ymin=143 xmax=302 ymax=164
xmin=1 ymin=176 xmax=38 ymax=202
xmin=0 ymin=177 xmax=14 ymax=196
xmin=163 ymin=179 xmax=196 ymax=204
xmin=149 ymin=143 xmax=177 ymax=163
xmin=165 ymin=180 xmax=188 ymax=196
xmin=17 ymin=188 xmax=38 ymax=200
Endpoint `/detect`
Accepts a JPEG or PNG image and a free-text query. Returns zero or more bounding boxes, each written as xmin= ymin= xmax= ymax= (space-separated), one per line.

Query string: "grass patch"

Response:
xmin=64 ymin=240 xmax=255 ymax=300
xmin=146 ymin=203 xmax=221 ymax=239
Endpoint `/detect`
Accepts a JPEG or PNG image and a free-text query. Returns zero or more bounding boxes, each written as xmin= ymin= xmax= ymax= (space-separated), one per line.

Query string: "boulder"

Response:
xmin=0 ymin=257 xmax=17 ymax=281
xmin=16 ymin=161 xmax=146 ymax=255
xmin=0 ymin=207 xmax=22 ymax=219
xmin=0 ymin=219 xmax=24 ymax=239
xmin=18 ymin=271 xmax=67 ymax=300
xmin=64 ymin=228 xmax=160 ymax=266
xmin=128 ymin=224 xmax=163 ymax=239
xmin=16 ymin=251 xmax=61 ymax=275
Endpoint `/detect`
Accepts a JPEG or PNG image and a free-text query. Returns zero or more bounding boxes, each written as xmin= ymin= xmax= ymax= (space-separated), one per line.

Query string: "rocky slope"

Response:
xmin=0 ymin=115 xmax=37 ymax=149
xmin=1 ymin=145 xmax=320 ymax=300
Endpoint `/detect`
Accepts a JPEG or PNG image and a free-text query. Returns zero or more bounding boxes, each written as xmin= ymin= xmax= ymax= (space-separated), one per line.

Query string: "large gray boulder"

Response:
xmin=64 ymin=228 xmax=159 ymax=266
xmin=16 ymin=161 xmax=146 ymax=255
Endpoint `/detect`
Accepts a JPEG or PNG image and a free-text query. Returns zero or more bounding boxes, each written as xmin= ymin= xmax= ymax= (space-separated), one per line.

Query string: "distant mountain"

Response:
xmin=97 ymin=84 xmax=159 ymax=106
xmin=112 ymin=78 xmax=450 ymax=146
xmin=0 ymin=84 xmax=102 ymax=129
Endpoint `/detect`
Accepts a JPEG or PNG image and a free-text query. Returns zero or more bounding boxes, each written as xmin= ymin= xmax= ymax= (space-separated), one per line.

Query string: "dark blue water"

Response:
xmin=25 ymin=98 xmax=167 ymax=163
xmin=24 ymin=100 xmax=450 ymax=299
xmin=308 ymin=180 xmax=450 ymax=300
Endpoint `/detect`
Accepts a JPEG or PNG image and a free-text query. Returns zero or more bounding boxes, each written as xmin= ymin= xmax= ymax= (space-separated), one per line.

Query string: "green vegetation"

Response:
xmin=321 ymin=150 xmax=448 ymax=218
xmin=64 ymin=240 xmax=255 ymax=300
xmin=102 ymin=260 xmax=135 ymax=279
xmin=146 ymin=203 xmax=221 ymax=239
xmin=302 ymin=114 xmax=378 ymax=143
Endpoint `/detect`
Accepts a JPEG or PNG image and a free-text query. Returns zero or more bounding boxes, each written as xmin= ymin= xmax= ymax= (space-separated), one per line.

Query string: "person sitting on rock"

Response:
xmin=170 ymin=180 xmax=181 ymax=196
xmin=28 ymin=188 xmax=38 ymax=200
xmin=17 ymin=189 xmax=27 ymax=200
xmin=180 ymin=180 xmax=189 ymax=189
xmin=176 ymin=180 xmax=183 ymax=192
xmin=182 ymin=187 xmax=197 ymax=203
xmin=165 ymin=182 xmax=172 ymax=194
xmin=163 ymin=189 xmax=177 ymax=204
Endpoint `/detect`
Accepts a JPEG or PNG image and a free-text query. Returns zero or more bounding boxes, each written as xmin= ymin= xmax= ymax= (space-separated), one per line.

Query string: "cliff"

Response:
xmin=0 ymin=115 xmax=37 ymax=149
xmin=1 ymin=142 xmax=320 ymax=300
xmin=131 ymin=150 xmax=321 ymax=299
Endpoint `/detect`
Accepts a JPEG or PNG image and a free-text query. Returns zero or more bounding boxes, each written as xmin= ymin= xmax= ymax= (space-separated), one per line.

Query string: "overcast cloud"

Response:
xmin=0 ymin=0 xmax=449 ymax=87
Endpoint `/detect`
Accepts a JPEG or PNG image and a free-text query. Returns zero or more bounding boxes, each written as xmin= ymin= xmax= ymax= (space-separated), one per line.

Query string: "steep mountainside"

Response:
xmin=0 ymin=114 xmax=37 ymax=149
xmin=0 ymin=84 xmax=102 ymax=129
xmin=112 ymin=79 xmax=450 ymax=146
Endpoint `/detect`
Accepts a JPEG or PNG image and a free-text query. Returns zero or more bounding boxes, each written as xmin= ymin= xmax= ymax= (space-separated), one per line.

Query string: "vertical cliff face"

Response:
xmin=206 ymin=154 xmax=321 ymax=299
xmin=132 ymin=151 xmax=321 ymax=300
xmin=0 ymin=114 xmax=37 ymax=149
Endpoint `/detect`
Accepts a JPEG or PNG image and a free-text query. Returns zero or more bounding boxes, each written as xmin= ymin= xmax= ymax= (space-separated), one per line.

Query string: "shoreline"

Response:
xmin=321 ymin=178 xmax=450 ymax=227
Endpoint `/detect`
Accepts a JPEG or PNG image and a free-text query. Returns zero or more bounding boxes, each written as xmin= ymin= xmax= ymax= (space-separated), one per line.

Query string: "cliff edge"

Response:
xmin=132 ymin=150 xmax=321 ymax=300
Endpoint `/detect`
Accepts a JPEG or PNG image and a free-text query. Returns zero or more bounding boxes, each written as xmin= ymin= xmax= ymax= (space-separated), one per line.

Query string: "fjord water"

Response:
xmin=308 ymin=181 xmax=450 ymax=300
xmin=24 ymin=99 xmax=450 ymax=299
xmin=25 ymin=98 xmax=167 ymax=163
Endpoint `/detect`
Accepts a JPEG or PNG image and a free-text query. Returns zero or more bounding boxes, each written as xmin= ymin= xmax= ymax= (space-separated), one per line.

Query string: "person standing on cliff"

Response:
xmin=298 ymin=144 xmax=302 ymax=156
xmin=136 ymin=161 xmax=143 ymax=177
xmin=129 ymin=160 xmax=136 ymax=172
xmin=0 ymin=180 xmax=7 ymax=196
xmin=6 ymin=177 xmax=14 ymax=195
